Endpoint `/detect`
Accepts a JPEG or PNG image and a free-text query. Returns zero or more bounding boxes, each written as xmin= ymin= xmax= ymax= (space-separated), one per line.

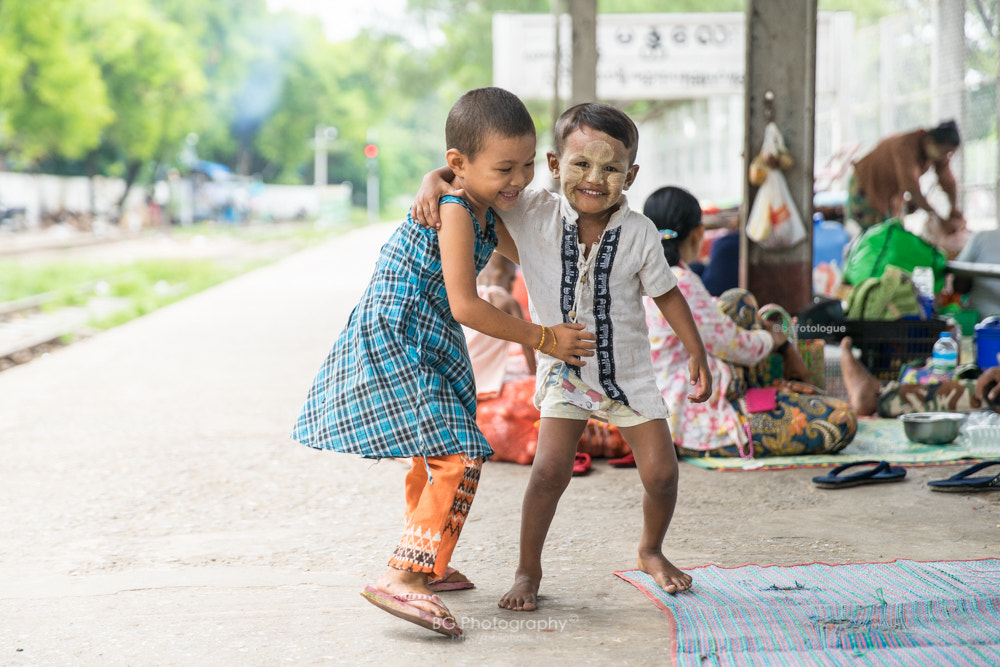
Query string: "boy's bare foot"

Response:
xmin=638 ymin=552 xmax=692 ymax=595
xmin=840 ymin=337 xmax=881 ymax=416
xmin=375 ymin=569 xmax=451 ymax=619
xmin=497 ymin=572 xmax=540 ymax=611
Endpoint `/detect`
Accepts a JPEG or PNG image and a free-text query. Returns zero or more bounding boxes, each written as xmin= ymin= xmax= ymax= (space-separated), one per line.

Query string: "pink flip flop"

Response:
xmin=428 ymin=567 xmax=475 ymax=592
xmin=360 ymin=584 xmax=462 ymax=637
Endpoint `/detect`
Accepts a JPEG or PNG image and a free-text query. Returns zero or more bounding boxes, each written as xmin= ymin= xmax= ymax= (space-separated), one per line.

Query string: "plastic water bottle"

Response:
xmin=931 ymin=332 xmax=959 ymax=380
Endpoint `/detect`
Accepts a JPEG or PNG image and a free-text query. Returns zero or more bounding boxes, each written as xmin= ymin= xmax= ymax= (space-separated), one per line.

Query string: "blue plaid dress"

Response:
xmin=292 ymin=196 xmax=497 ymax=460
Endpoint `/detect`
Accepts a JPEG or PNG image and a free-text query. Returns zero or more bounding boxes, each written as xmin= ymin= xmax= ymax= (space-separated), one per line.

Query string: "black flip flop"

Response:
xmin=811 ymin=460 xmax=906 ymax=489
xmin=927 ymin=460 xmax=1000 ymax=493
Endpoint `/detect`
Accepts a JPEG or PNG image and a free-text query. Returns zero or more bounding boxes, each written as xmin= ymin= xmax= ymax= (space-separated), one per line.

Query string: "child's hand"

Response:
xmin=411 ymin=170 xmax=463 ymax=230
xmin=686 ymin=356 xmax=713 ymax=403
xmin=546 ymin=323 xmax=597 ymax=366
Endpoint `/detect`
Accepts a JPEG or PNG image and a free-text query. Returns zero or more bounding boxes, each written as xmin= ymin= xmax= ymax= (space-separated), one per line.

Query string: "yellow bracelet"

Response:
xmin=549 ymin=328 xmax=558 ymax=354
xmin=535 ymin=325 xmax=547 ymax=351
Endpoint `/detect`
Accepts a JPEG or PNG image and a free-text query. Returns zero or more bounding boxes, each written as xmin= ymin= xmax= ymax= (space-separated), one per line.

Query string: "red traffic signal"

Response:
xmin=364 ymin=143 xmax=378 ymax=159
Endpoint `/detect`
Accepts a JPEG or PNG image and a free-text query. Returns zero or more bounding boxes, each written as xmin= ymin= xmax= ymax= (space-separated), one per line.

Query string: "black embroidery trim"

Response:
xmin=594 ymin=226 xmax=627 ymax=404
xmin=559 ymin=217 xmax=581 ymax=375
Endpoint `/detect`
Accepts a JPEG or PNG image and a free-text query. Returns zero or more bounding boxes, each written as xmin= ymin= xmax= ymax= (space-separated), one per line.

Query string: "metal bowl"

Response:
xmin=898 ymin=412 xmax=965 ymax=445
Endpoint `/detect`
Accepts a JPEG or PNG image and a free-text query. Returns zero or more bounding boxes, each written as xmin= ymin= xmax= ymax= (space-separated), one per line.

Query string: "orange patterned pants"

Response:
xmin=389 ymin=454 xmax=482 ymax=579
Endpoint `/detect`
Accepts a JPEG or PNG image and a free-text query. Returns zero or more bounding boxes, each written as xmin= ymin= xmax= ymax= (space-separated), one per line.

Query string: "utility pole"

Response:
xmin=313 ymin=124 xmax=338 ymax=187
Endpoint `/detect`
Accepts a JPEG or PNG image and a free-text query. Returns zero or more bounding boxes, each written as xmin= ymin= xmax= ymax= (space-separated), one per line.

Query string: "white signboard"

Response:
xmin=493 ymin=13 xmax=746 ymax=100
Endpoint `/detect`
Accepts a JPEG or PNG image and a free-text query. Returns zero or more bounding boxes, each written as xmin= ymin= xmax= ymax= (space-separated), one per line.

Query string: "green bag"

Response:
xmin=843 ymin=218 xmax=947 ymax=292
xmin=844 ymin=265 xmax=923 ymax=321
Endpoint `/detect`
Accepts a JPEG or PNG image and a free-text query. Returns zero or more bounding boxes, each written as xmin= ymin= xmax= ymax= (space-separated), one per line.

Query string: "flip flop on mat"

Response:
xmin=928 ymin=460 xmax=1000 ymax=493
xmin=811 ymin=460 xmax=906 ymax=489
xmin=428 ymin=567 xmax=475 ymax=592
xmin=361 ymin=585 xmax=462 ymax=637
xmin=572 ymin=452 xmax=592 ymax=476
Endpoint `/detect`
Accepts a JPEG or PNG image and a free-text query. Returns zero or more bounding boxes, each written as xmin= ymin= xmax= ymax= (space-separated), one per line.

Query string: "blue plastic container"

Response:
xmin=974 ymin=316 xmax=1000 ymax=369
xmin=812 ymin=213 xmax=850 ymax=269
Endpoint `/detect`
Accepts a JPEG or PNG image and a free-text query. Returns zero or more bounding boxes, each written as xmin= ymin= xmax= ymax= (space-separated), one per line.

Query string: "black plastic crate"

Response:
xmin=843 ymin=318 xmax=948 ymax=382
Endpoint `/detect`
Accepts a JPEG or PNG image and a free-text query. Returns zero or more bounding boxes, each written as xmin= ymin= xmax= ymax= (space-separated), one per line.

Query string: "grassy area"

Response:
xmin=0 ymin=220 xmax=354 ymax=331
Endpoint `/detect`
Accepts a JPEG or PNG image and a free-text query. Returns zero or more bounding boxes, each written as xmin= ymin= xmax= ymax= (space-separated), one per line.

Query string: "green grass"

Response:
xmin=0 ymin=220 xmax=355 ymax=331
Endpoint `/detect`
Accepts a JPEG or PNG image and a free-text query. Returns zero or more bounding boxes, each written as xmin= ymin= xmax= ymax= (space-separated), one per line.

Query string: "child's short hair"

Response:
xmin=446 ymin=87 xmax=535 ymax=161
xmin=553 ymin=103 xmax=639 ymax=165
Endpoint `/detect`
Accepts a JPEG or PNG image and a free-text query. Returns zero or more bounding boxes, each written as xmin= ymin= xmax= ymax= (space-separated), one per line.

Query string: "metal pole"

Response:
xmin=314 ymin=124 xmax=327 ymax=188
xmin=366 ymin=129 xmax=379 ymax=223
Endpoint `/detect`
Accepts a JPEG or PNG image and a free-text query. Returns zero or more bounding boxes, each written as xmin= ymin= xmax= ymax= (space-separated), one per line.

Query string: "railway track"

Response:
xmin=0 ymin=281 xmax=129 ymax=371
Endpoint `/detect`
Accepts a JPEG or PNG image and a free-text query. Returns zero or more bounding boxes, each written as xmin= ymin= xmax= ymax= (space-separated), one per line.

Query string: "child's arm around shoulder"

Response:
xmin=650 ymin=287 xmax=712 ymax=402
xmin=413 ymin=167 xmax=461 ymax=230
xmin=438 ymin=200 xmax=595 ymax=366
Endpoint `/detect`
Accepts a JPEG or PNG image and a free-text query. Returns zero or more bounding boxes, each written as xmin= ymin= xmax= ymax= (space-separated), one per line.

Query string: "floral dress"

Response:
xmin=645 ymin=263 xmax=771 ymax=451
xmin=645 ymin=263 xmax=857 ymax=457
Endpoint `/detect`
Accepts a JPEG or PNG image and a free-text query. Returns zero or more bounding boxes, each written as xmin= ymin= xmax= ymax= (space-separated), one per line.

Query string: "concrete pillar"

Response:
xmin=932 ymin=0 xmax=966 ymax=195
xmin=567 ymin=0 xmax=597 ymax=106
xmin=741 ymin=0 xmax=818 ymax=315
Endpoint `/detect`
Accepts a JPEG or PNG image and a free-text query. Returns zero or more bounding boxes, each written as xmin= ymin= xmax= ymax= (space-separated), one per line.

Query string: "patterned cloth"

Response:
xmin=389 ymin=454 xmax=482 ymax=577
xmin=292 ymin=196 xmax=496 ymax=460
xmin=501 ymin=188 xmax=677 ymax=418
xmin=877 ymin=378 xmax=983 ymax=417
xmin=647 ymin=273 xmax=856 ymax=456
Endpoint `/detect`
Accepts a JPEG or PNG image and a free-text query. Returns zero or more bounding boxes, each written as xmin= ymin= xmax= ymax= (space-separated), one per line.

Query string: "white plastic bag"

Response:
xmin=747 ymin=169 xmax=806 ymax=248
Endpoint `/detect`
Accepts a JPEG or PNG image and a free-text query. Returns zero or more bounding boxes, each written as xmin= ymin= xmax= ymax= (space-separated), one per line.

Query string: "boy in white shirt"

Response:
xmin=415 ymin=103 xmax=711 ymax=611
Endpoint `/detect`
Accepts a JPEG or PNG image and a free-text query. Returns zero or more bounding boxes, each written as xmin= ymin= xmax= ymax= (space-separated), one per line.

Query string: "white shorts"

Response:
xmin=538 ymin=364 xmax=651 ymax=428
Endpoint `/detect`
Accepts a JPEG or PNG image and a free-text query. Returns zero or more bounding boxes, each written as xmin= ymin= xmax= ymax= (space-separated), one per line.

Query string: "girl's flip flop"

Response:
xmin=361 ymin=585 xmax=462 ymax=637
xmin=811 ymin=460 xmax=906 ymax=489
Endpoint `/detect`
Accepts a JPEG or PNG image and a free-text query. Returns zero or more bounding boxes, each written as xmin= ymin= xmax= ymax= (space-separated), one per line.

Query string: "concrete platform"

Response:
xmin=1 ymin=223 xmax=997 ymax=665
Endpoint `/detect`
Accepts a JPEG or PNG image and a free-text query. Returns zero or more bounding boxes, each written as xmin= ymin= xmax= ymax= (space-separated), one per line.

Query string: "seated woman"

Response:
xmin=642 ymin=186 xmax=858 ymax=457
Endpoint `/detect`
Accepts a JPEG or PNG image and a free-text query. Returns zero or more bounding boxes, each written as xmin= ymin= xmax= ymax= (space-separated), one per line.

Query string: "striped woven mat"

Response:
xmin=616 ymin=559 xmax=1000 ymax=666
xmin=682 ymin=418 xmax=1000 ymax=471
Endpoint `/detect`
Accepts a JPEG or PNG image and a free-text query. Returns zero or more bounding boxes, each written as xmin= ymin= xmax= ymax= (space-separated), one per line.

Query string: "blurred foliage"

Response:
xmin=0 ymin=0 xmax=994 ymax=214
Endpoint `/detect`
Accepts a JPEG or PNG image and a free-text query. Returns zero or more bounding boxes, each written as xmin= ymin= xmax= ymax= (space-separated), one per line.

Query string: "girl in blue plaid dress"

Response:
xmin=292 ymin=88 xmax=596 ymax=637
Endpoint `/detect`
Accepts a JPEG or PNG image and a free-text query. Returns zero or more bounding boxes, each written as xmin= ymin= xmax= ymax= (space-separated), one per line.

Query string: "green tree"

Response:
xmin=0 ymin=0 xmax=113 ymax=164
xmin=79 ymin=0 xmax=207 ymax=209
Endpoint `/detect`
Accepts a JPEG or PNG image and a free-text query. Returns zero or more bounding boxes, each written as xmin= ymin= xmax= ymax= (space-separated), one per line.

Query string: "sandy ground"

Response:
xmin=1 ymin=223 xmax=997 ymax=666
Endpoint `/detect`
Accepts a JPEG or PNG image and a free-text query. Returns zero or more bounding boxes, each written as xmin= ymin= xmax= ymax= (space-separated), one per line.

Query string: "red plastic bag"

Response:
xmin=477 ymin=377 xmax=539 ymax=465
xmin=478 ymin=376 xmax=634 ymax=465
xmin=577 ymin=421 xmax=631 ymax=459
